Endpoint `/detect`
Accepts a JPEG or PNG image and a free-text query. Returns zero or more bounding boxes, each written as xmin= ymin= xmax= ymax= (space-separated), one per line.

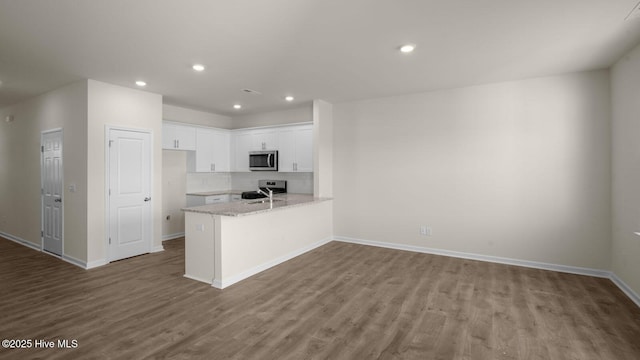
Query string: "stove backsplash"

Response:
xmin=232 ymin=172 xmax=313 ymax=194
xmin=186 ymin=171 xmax=313 ymax=194
xmin=186 ymin=172 xmax=232 ymax=193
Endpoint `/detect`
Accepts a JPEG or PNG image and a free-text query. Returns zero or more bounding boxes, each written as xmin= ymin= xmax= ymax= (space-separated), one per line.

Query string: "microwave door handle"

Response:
xmin=267 ymin=153 xmax=272 ymax=167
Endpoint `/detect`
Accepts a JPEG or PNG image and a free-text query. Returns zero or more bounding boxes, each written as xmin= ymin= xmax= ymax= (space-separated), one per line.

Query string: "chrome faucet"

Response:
xmin=256 ymin=187 xmax=273 ymax=206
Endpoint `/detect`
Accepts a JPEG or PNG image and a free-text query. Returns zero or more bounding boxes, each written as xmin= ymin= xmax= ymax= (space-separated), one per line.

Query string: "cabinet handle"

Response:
xmin=177 ymin=139 xmax=180 ymax=148
xmin=211 ymin=163 xmax=215 ymax=172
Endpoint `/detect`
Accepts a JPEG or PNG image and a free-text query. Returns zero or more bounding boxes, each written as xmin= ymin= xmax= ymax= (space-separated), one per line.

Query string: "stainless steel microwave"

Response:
xmin=249 ymin=150 xmax=278 ymax=171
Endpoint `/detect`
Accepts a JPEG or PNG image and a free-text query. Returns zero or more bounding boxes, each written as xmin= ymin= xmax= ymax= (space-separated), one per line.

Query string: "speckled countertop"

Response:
xmin=182 ymin=193 xmax=331 ymax=217
xmin=186 ymin=190 xmax=245 ymax=196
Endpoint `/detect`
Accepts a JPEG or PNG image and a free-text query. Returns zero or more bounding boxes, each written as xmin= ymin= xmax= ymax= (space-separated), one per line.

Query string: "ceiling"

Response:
xmin=1 ymin=0 xmax=640 ymax=116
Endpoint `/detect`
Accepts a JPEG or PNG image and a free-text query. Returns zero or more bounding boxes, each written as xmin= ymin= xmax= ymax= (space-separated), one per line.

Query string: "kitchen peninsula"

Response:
xmin=182 ymin=194 xmax=332 ymax=289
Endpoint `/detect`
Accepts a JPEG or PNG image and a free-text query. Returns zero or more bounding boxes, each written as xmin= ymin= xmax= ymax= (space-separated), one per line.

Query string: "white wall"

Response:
xmin=611 ymin=43 xmax=640 ymax=297
xmin=231 ymin=106 xmax=312 ymax=129
xmin=162 ymin=150 xmax=187 ymax=239
xmin=0 ymin=81 xmax=88 ymax=262
xmin=87 ymin=80 xmax=163 ymax=264
xmin=333 ymin=70 xmax=612 ymax=270
xmin=163 ymin=104 xmax=233 ymax=129
xmin=313 ymin=100 xmax=333 ymax=197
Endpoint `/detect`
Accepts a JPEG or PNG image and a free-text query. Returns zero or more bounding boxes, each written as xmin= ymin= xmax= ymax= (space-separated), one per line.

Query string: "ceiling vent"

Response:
xmin=625 ymin=1 xmax=640 ymax=20
xmin=241 ymin=88 xmax=262 ymax=95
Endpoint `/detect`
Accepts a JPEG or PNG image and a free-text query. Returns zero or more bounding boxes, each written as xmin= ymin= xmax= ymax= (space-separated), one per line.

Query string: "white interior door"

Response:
xmin=108 ymin=128 xmax=152 ymax=262
xmin=42 ymin=129 xmax=63 ymax=256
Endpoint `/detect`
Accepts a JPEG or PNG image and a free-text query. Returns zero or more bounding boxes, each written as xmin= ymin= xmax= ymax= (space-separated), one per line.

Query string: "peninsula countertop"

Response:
xmin=182 ymin=193 xmax=331 ymax=217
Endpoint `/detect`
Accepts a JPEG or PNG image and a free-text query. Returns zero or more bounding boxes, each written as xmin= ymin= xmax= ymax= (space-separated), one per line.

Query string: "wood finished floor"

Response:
xmin=1 ymin=237 xmax=639 ymax=360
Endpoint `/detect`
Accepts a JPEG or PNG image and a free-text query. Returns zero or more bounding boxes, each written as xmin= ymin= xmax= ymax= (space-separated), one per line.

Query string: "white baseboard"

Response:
xmin=62 ymin=254 xmax=88 ymax=269
xmin=213 ymin=236 xmax=333 ymax=289
xmin=609 ymin=273 xmax=640 ymax=309
xmin=334 ymin=236 xmax=610 ymax=278
xmin=85 ymin=259 xmax=107 ymax=269
xmin=184 ymin=274 xmax=213 ymax=285
xmin=151 ymin=245 xmax=164 ymax=253
xmin=162 ymin=232 xmax=184 ymax=241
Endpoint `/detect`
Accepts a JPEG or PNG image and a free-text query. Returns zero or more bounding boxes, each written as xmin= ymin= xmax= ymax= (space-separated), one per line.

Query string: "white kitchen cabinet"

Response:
xmin=251 ymin=129 xmax=278 ymax=151
xmin=278 ymin=125 xmax=313 ymax=172
xmin=188 ymin=128 xmax=230 ymax=172
xmin=186 ymin=194 xmax=230 ymax=207
xmin=231 ymin=124 xmax=312 ymax=172
xmin=231 ymin=131 xmax=253 ymax=172
xmin=162 ymin=122 xmax=196 ymax=150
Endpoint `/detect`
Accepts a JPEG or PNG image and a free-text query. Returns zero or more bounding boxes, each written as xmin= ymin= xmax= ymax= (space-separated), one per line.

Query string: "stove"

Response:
xmin=241 ymin=180 xmax=287 ymax=199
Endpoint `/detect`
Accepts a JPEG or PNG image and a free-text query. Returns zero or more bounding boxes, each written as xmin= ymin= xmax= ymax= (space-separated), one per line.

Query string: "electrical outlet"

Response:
xmin=420 ymin=225 xmax=432 ymax=236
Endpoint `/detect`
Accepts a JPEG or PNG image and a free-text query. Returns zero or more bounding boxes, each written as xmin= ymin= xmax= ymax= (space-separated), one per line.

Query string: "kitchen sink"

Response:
xmin=247 ymin=199 xmax=284 ymax=204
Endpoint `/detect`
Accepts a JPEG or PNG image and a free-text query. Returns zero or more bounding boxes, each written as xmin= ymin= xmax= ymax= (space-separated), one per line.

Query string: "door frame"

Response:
xmin=41 ymin=128 xmax=64 ymax=256
xmin=104 ymin=125 xmax=154 ymax=262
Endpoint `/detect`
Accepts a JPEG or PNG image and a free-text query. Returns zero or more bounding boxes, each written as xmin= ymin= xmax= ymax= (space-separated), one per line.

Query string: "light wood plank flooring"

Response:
xmin=1 ymin=236 xmax=639 ymax=359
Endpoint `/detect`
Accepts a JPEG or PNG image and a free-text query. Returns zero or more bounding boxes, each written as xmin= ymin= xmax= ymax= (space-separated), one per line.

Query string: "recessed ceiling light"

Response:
xmin=399 ymin=44 xmax=416 ymax=53
xmin=285 ymin=96 xmax=294 ymax=102
xmin=233 ymin=104 xmax=242 ymax=110
xmin=135 ymin=80 xmax=147 ymax=87
xmin=192 ymin=64 xmax=205 ymax=72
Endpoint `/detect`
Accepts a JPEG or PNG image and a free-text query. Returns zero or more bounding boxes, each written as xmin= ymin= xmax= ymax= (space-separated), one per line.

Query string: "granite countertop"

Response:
xmin=186 ymin=190 xmax=245 ymax=196
xmin=182 ymin=193 xmax=331 ymax=217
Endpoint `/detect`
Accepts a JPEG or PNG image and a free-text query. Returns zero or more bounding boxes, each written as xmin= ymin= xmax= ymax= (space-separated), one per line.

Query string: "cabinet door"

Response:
xmin=191 ymin=129 xmax=231 ymax=173
xmin=194 ymin=129 xmax=216 ymax=172
xmin=294 ymin=127 xmax=313 ymax=172
xmin=232 ymin=131 xmax=252 ymax=172
xmin=252 ymin=129 xmax=278 ymax=150
xmin=162 ymin=123 xmax=180 ymax=149
xmin=277 ymin=127 xmax=296 ymax=172
xmin=175 ymin=125 xmax=196 ymax=150
xmin=277 ymin=125 xmax=313 ymax=173
xmin=205 ymin=194 xmax=229 ymax=204
xmin=211 ymin=131 xmax=230 ymax=172
xmin=163 ymin=123 xmax=196 ymax=150
xmin=162 ymin=124 xmax=175 ymax=150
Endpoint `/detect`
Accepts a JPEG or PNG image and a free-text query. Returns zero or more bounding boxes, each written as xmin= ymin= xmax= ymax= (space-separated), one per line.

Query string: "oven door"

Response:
xmin=249 ymin=151 xmax=278 ymax=171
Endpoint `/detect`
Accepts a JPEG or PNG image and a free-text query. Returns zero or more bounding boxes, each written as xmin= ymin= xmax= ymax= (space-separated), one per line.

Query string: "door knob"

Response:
xmin=54 ymin=198 xmax=62 ymax=203
xmin=144 ymin=197 xmax=151 ymax=202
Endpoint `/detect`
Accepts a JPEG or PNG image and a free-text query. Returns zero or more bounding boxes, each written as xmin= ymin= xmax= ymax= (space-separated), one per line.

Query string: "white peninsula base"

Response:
xmin=184 ymin=199 xmax=332 ymax=289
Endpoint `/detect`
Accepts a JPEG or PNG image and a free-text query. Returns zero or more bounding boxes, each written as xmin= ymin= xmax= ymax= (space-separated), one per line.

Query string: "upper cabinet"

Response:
xmin=162 ymin=123 xmax=196 ymax=150
xmin=251 ymin=129 xmax=278 ymax=151
xmin=187 ymin=128 xmax=230 ymax=173
xmin=278 ymin=125 xmax=313 ymax=172
xmin=231 ymin=129 xmax=279 ymax=171
xmin=231 ymin=124 xmax=313 ymax=173
xmin=231 ymin=131 xmax=253 ymax=172
xmin=163 ymin=121 xmax=313 ymax=173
